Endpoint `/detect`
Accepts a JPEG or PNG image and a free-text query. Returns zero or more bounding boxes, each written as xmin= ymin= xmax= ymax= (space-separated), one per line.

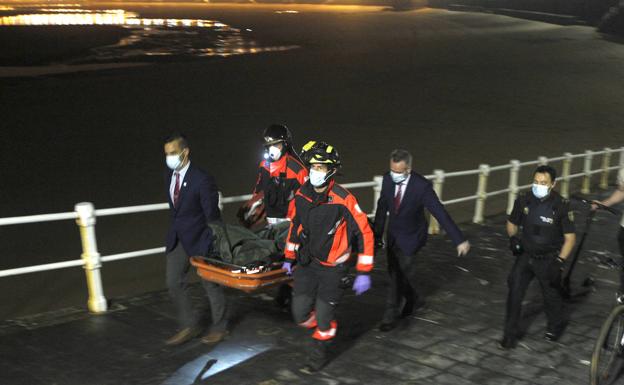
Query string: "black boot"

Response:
xmin=401 ymin=298 xmax=426 ymax=318
xmin=545 ymin=322 xmax=566 ymax=342
xmin=498 ymin=335 xmax=518 ymax=350
xmin=303 ymin=340 xmax=330 ymax=372
xmin=274 ymin=284 xmax=292 ymax=308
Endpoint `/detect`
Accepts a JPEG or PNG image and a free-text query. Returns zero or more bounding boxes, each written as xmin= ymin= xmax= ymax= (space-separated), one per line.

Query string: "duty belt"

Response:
xmin=529 ymin=251 xmax=558 ymax=260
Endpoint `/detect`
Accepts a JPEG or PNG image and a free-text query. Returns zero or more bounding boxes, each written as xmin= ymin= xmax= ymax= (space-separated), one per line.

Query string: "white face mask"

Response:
xmin=532 ymin=183 xmax=551 ymax=199
xmin=309 ymin=168 xmax=328 ymax=187
xmin=390 ymin=171 xmax=408 ymax=184
xmin=264 ymin=145 xmax=282 ymax=162
xmin=166 ymin=152 xmax=184 ymax=171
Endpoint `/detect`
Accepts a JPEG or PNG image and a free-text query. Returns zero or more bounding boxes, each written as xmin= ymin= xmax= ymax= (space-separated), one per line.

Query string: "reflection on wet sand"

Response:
xmin=0 ymin=7 xmax=299 ymax=62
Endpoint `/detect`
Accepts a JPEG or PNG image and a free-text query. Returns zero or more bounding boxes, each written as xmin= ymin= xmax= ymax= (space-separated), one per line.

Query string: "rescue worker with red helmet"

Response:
xmin=282 ymin=141 xmax=375 ymax=371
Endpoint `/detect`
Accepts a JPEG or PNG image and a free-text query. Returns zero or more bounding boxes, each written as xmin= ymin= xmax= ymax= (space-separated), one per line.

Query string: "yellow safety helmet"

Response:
xmin=300 ymin=140 xmax=341 ymax=167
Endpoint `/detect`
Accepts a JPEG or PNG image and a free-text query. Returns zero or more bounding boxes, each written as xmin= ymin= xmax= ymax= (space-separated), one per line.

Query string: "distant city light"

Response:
xmin=0 ymin=9 xmax=227 ymax=28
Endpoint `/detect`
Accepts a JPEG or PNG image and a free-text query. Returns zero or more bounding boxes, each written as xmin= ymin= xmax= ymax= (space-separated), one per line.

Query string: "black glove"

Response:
xmin=509 ymin=236 xmax=523 ymax=257
xmin=548 ymin=257 xmax=565 ymax=288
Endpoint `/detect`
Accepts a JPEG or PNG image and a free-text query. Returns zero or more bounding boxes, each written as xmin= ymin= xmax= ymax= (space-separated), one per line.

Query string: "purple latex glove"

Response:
xmin=282 ymin=261 xmax=293 ymax=276
xmin=352 ymin=275 xmax=371 ymax=295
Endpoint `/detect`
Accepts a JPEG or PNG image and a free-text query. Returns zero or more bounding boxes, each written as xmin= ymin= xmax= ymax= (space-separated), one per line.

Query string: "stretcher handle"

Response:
xmin=193 ymin=256 xmax=284 ymax=273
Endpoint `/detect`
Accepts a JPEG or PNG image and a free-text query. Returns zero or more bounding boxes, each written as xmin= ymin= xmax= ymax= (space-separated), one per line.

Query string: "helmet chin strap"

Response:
xmin=319 ymin=167 xmax=337 ymax=186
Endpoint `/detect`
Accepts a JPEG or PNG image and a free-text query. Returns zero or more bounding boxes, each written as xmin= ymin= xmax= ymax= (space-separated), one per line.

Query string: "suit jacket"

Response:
xmin=165 ymin=163 xmax=221 ymax=256
xmin=373 ymin=171 xmax=465 ymax=255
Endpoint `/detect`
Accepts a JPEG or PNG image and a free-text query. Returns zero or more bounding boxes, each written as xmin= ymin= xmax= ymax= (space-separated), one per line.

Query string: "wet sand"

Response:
xmin=0 ymin=62 xmax=149 ymax=76
xmin=0 ymin=25 xmax=131 ymax=66
xmin=1 ymin=3 xmax=624 ymax=318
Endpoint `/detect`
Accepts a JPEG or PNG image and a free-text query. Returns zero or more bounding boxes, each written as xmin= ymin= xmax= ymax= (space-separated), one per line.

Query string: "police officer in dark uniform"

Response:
xmin=501 ymin=165 xmax=576 ymax=349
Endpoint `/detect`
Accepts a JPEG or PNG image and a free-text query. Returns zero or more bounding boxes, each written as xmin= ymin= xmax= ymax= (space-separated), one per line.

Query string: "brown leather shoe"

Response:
xmin=201 ymin=330 xmax=229 ymax=345
xmin=165 ymin=327 xmax=202 ymax=346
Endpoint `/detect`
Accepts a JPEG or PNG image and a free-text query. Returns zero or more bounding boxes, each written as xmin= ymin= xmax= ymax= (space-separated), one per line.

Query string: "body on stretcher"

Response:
xmin=190 ymin=256 xmax=292 ymax=293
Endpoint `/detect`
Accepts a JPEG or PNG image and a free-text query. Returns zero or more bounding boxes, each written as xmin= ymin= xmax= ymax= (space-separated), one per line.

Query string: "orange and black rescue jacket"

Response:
xmin=253 ymin=154 xmax=308 ymax=219
xmin=284 ymin=181 xmax=375 ymax=273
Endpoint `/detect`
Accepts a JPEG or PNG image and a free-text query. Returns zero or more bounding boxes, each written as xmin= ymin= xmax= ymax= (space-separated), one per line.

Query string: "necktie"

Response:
xmin=394 ymin=183 xmax=403 ymax=213
xmin=173 ymin=172 xmax=180 ymax=207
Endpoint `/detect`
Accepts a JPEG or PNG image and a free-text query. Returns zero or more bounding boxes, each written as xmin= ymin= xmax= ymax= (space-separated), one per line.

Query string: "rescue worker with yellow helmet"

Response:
xmin=282 ymin=140 xmax=375 ymax=371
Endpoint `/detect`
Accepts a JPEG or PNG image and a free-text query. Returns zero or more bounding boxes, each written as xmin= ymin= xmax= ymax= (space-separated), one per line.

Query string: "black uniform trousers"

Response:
xmin=292 ymin=260 xmax=347 ymax=336
xmin=383 ymin=244 xmax=421 ymax=323
xmin=166 ymin=243 xmax=227 ymax=332
xmin=504 ymin=253 xmax=564 ymax=338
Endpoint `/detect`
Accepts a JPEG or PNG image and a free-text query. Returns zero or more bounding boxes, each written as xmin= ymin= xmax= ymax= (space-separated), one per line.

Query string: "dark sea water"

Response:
xmin=1 ymin=2 xmax=624 ymax=318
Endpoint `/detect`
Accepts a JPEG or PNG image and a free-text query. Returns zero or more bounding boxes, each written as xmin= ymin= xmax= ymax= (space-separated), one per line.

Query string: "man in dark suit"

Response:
xmin=163 ymin=133 xmax=227 ymax=345
xmin=373 ymin=149 xmax=470 ymax=331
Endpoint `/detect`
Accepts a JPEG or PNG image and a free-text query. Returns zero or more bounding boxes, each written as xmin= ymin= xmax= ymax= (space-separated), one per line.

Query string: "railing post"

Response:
xmin=473 ymin=164 xmax=490 ymax=224
xmin=620 ymin=147 xmax=624 ymax=170
xmin=75 ymin=202 xmax=107 ymax=314
xmin=428 ymin=169 xmax=445 ymax=234
xmin=218 ymin=191 xmax=224 ymax=212
xmin=561 ymin=152 xmax=572 ymax=199
xmin=600 ymin=147 xmax=612 ymax=189
xmin=538 ymin=156 xmax=548 ymax=166
xmin=581 ymin=150 xmax=593 ymax=194
xmin=507 ymin=160 xmax=520 ymax=214
xmin=372 ymin=175 xmax=383 ymax=216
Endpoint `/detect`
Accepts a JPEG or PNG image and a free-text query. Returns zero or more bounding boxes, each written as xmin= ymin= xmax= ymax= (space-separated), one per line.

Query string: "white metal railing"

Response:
xmin=1 ymin=146 xmax=623 ymax=313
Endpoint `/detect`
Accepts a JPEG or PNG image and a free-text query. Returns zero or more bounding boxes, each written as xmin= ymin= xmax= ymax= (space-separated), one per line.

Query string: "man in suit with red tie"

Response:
xmin=163 ymin=133 xmax=228 ymax=345
xmin=373 ymin=149 xmax=470 ymax=331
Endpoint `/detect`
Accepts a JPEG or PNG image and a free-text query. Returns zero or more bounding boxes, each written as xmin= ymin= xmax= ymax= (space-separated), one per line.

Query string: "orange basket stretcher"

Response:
xmin=190 ymin=256 xmax=292 ymax=293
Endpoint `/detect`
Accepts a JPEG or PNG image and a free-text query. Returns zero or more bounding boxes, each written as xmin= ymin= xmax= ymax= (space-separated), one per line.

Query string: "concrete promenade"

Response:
xmin=1 ymin=194 xmax=622 ymax=384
